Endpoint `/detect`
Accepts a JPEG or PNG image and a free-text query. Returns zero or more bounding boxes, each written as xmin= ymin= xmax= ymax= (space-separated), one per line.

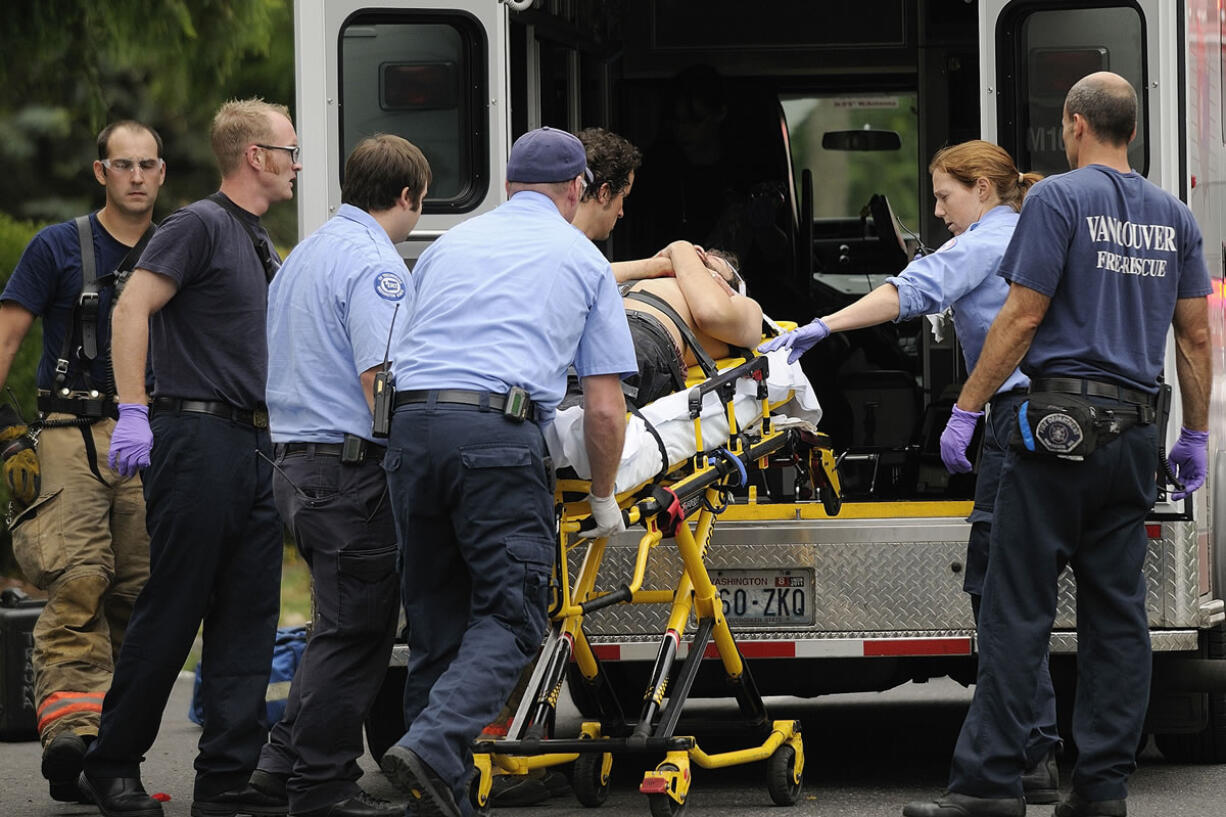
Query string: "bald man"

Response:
xmin=904 ymin=71 xmax=1212 ymax=817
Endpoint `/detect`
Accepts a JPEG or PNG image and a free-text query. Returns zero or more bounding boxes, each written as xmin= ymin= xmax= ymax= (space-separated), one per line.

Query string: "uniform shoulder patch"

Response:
xmin=375 ymin=272 xmax=406 ymax=301
xmin=936 ymin=237 xmax=957 ymax=253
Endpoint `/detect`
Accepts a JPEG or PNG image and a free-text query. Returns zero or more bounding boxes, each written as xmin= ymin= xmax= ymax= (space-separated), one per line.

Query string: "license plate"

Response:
xmin=711 ymin=568 xmax=815 ymax=627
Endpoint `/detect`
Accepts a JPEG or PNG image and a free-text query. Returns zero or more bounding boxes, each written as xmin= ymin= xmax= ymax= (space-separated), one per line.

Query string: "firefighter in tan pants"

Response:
xmin=0 ymin=120 xmax=163 ymax=804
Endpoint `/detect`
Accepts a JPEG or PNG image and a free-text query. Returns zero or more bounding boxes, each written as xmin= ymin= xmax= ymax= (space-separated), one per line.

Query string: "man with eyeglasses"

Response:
xmin=81 ymin=98 xmax=300 ymax=817
xmin=0 ymin=120 xmax=164 ymax=806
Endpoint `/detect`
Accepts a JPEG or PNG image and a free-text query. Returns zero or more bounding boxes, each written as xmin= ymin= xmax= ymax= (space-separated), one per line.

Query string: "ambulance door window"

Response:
xmin=781 ymin=93 xmax=921 ymax=232
xmin=339 ymin=14 xmax=488 ymax=213
xmin=997 ymin=4 xmax=1146 ymax=178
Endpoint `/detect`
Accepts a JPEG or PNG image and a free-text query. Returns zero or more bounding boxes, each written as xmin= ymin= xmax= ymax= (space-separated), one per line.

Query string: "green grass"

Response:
xmin=279 ymin=542 xmax=312 ymax=627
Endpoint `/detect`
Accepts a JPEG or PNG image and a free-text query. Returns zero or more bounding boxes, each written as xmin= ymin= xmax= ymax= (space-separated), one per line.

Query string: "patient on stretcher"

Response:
xmin=547 ymin=346 xmax=821 ymax=496
xmin=621 ymin=240 xmax=763 ymax=406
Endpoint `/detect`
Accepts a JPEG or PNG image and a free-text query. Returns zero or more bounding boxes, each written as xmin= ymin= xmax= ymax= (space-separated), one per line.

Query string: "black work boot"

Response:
xmin=901 ymin=791 xmax=1026 ymax=817
xmin=1054 ymin=791 xmax=1127 ymax=816
xmin=380 ymin=745 xmax=462 ymax=817
xmin=1021 ymin=748 xmax=1059 ymax=804
xmin=78 ymin=772 xmax=165 ymax=817
xmin=191 ymin=782 xmax=288 ymax=817
xmin=42 ymin=732 xmax=93 ymax=803
xmin=249 ymin=769 xmax=289 ymax=801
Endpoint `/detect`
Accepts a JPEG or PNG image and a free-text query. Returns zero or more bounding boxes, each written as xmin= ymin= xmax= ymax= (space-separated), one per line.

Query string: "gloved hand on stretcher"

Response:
xmin=587 ymin=492 xmax=626 ymax=538
xmin=1168 ymin=427 xmax=1208 ymax=501
xmin=757 ymin=318 xmax=830 ymax=364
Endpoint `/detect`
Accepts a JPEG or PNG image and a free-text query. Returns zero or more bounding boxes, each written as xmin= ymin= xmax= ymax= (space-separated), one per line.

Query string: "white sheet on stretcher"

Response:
xmin=543 ymin=350 xmax=823 ymax=495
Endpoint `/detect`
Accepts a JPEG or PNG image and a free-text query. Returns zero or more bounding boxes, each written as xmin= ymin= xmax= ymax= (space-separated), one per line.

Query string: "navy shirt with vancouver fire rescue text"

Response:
xmin=996 ymin=164 xmax=1211 ymax=393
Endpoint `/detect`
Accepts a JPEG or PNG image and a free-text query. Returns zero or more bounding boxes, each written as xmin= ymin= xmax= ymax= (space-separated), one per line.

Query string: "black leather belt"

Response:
xmin=1029 ymin=377 xmax=1156 ymax=407
xmin=152 ymin=397 xmax=269 ymax=429
xmin=277 ymin=439 xmax=386 ymax=462
xmin=37 ymin=392 xmax=118 ymax=420
xmin=394 ymin=388 xmax=536 ymax=420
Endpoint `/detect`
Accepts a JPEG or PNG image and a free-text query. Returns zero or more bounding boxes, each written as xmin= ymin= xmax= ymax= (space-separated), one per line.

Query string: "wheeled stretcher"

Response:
xmin=470 ymin=350 xmax=841 ymax=816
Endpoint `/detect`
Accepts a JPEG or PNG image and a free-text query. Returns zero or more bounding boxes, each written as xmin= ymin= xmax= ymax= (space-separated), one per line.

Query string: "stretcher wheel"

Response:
xmin=573 ymin=751 xmax=612 ymax=806
xmin=766 ymin=744 xmax=803 ymax=805
xmin=646 ymin=764 xmax=687 ymax=817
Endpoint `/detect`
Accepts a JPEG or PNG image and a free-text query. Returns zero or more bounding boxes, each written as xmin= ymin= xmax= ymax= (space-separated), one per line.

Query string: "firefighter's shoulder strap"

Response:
xmin=63 ymin=216 xmax=155 ymax=379
xmin=71 ymin=216 xmax=100 ymax=365
xmin=624 ymin=290 xmax=718 ymax=377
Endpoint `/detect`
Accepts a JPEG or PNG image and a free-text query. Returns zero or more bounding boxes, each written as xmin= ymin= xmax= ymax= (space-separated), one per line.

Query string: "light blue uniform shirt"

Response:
xmin=266 ymin=204 xmax=408 ymax=443
xmin=885 ymin=204 xmax=1028 ymax=394
xmin=391 ymin=191 xmax=636 ymax=421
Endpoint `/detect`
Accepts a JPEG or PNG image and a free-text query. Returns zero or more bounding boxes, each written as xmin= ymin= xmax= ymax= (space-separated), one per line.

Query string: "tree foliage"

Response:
xmin=0 ymin=0 xmax=297 ymax=244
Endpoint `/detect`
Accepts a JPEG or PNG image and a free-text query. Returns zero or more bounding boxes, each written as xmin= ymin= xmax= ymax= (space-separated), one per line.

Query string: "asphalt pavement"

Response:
xmin=1 ymin=674 xmax=1221 ymax=816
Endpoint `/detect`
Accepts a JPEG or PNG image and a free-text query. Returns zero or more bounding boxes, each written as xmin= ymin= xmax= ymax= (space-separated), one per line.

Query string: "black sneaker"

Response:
xmin=380 ymin=745 xmax=461 ymax=817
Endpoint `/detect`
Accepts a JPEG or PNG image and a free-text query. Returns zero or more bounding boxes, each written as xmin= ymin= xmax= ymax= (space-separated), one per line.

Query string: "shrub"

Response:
xmin=0 ymin=212 xmax=46 ymax=578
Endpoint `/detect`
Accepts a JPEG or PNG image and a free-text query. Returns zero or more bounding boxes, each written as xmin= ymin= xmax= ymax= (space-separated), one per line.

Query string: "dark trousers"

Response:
xmin=258 ymin=449 xmax=399 ymax=813
xmin=625 ymin=310 xmax=685 ymax=407
xmin=965 ymin=389 xmax=1060 ymax=766
xmin=384 ymin=403 xmax=554 ymax=815
xmin=83 ymin=412 xmax=281 ymax=799
xmin=949 ymin=412 xmax=1156 ymax=802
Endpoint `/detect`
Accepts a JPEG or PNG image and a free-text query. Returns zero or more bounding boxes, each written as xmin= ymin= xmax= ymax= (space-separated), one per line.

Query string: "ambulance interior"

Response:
xmin=335 ymin=1 xmax=1137 ymax=505
xmin=527 ymin=1 xmax=991 ymax=504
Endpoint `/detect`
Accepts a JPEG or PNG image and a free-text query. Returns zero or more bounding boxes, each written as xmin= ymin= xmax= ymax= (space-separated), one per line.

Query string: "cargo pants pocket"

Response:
xmin=504 ymin=536 xmax=553 ymax=653
xmin=336 ymin=543 xmax=399 ymax=636
xmin=9 ymin=489 xmax=66 ymax=588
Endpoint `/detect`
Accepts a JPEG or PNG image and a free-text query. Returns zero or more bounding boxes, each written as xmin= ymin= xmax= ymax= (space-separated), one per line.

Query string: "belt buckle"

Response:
xmin=253 ymin=407 xmax=269 ymax=430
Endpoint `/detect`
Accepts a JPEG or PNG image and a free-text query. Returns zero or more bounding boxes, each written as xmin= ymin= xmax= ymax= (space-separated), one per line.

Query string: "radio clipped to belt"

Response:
xmin=1010 ymin=391 xmax=1147 ymax=462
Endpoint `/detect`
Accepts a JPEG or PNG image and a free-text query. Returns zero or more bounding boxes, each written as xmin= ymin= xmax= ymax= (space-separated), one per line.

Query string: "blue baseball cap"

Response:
xmin=506 ymin=127 xmax=593 ymax=184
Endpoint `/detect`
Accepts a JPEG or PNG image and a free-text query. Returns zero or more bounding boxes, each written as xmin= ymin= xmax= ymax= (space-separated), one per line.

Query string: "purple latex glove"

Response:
xmin=1168 ymin=427 xmax=1209 ymax=501
xmin=109 ymin=403 xmax=153 ymax=477
xmin=757 ymin=318 xmax=830 ymax=364
xmin=940 ymin=405 xmax=983 ymax=474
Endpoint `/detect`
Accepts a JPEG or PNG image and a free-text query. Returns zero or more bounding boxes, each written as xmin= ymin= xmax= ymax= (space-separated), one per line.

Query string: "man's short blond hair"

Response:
xmin=211 ymin=98 xmax=292 ymax=175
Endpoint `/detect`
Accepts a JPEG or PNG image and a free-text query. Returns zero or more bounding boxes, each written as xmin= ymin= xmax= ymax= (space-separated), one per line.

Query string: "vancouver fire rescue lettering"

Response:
xmin=1085 ymin=214 xmax=1177 ymax=278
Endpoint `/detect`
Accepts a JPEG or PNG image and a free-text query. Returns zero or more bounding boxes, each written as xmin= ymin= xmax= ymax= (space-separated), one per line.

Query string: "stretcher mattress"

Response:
xmin=544 ymin=350 xmax=822 ymax=495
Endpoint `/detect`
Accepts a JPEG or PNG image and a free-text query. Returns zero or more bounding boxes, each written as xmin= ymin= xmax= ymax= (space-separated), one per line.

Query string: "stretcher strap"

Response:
xmin=627 ymin=402 xmax=670 ymax=484
xmin=624 ymin=290 xmax=718 ymax=377
xmin=650 ymin=484 xmax=684 ymax=536
xmin=708 ymin=448 xmax=747 ymax=487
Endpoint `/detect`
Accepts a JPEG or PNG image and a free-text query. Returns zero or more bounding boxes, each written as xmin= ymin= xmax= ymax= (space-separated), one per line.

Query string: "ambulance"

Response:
xmin=294 ymin=0 xmax=1226 ymax=762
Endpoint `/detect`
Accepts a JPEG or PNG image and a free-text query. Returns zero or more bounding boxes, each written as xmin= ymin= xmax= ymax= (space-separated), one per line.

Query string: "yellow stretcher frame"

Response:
xmin=470 ymin=355 xmax=837 ymax=816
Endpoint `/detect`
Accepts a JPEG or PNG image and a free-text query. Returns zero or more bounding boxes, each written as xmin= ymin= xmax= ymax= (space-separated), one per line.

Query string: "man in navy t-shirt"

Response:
xmin=80 ymin=99 xmax=300 ymax=817
xmin=0 ymin=120 xmax=164 ymax=804
xmin=906 ymin=73 xmax=1212 ymax=817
